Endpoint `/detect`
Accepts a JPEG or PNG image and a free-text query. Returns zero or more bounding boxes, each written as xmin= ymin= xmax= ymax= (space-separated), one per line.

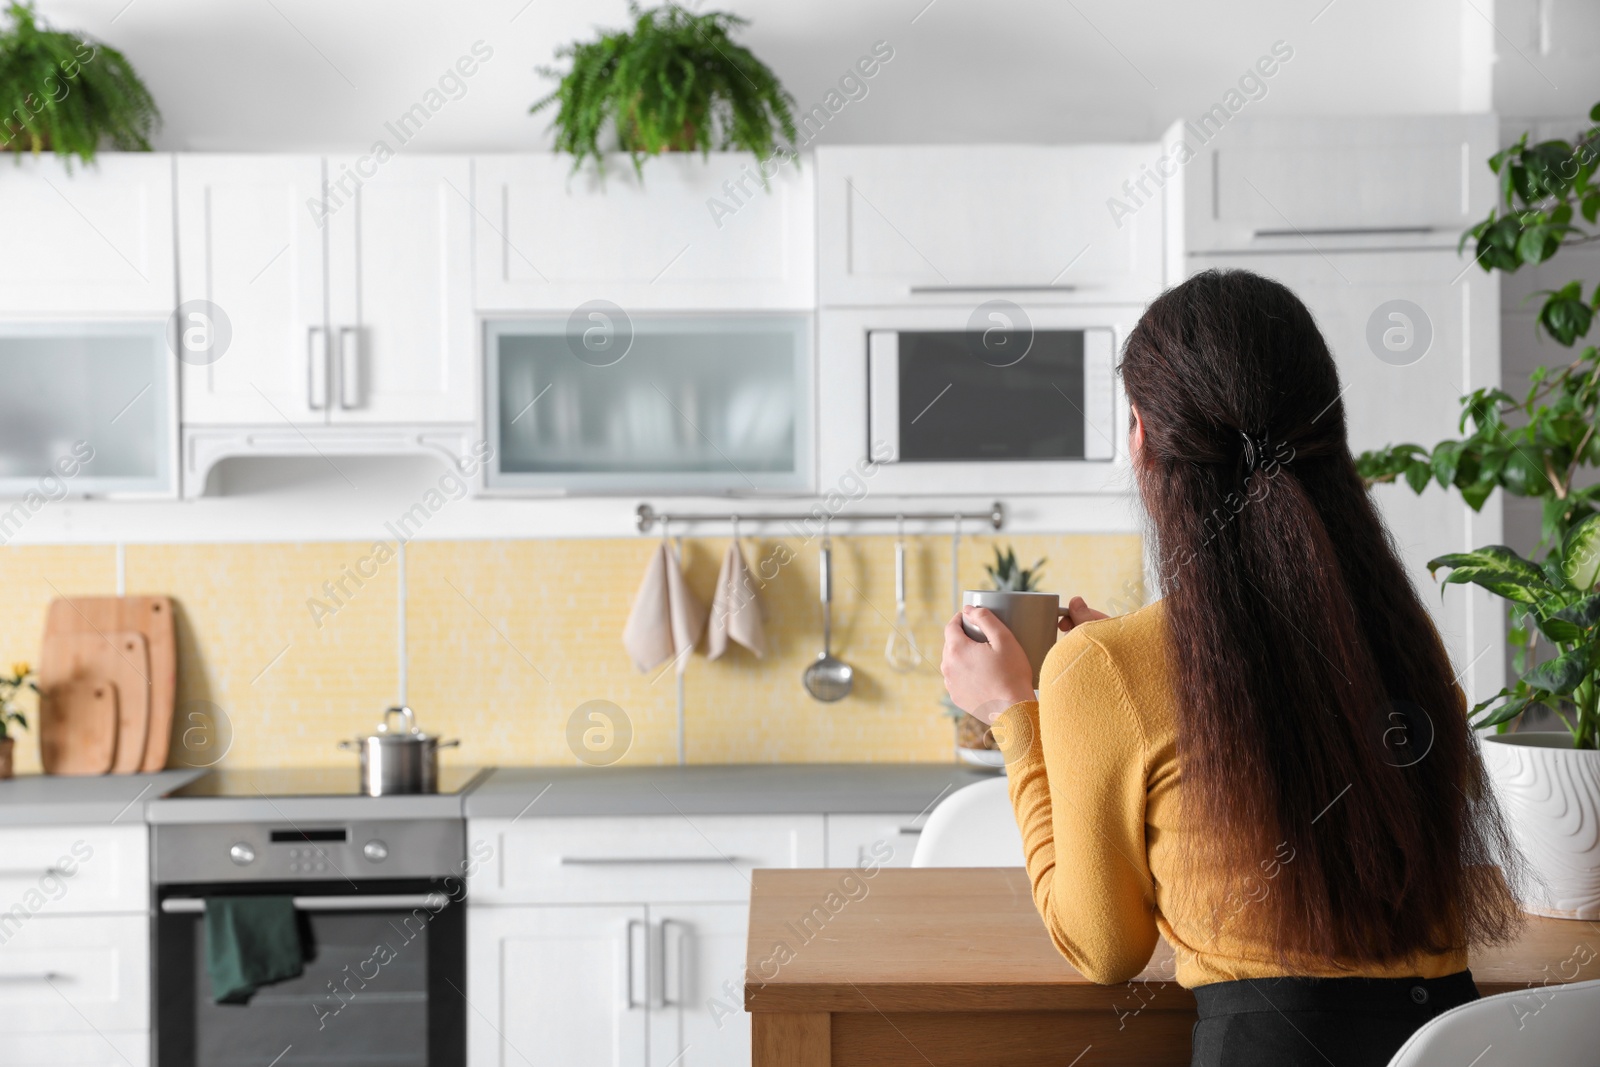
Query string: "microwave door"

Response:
xmin=867 ymin=330 xmax=901 ymax=462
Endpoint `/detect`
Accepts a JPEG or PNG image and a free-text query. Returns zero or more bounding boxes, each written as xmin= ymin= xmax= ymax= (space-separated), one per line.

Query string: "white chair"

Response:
xmin=910 ymin=776 xmax=1026 ymax=867
xmin=1385 ymin=977 xmax=1600 ymax=1066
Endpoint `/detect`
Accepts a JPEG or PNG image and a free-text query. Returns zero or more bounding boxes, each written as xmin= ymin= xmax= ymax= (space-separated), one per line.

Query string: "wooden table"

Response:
xmin=744 ymin=868 xmax=1600 ymax=1067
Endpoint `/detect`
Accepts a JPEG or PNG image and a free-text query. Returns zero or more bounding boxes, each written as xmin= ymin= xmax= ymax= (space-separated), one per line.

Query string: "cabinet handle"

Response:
xmin=896 ymin=826 xmax=924 ymax=835
xmin=624 ymin=918 xmax=643 ymax=1010
xmin=560 ymin=855 xmax=738 ymax=866
xmin=659 ymin=918 xmax=687 ymax=1007
xmin=907 ymin=284 xmax=1079 ymax=294
xmin=338 ymin=326 xmax=362 ymax=410
xmin=308 ymin=327 xmax=328 ymax=411
xmin=1249 ymin=226 xmax=1438 ymax=239
xmin=0 ymin=867 xmax=70 ymax=878
xmin=0 ymin=973 xmax=65 ymax=983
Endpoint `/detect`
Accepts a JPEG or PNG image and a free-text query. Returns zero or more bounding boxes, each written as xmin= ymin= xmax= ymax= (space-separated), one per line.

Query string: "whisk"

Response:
xmin=885 ymin=516 xmax=923 ymax=671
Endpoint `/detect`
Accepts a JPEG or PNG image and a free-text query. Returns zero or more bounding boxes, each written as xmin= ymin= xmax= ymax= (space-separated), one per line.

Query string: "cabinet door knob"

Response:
xmin=307 ymin=327 xmax=328 ymax=411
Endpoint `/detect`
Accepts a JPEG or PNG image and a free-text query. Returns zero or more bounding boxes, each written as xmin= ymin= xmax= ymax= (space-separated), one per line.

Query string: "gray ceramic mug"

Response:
xmin=960 ymin=590 xmax=1068 ymax=688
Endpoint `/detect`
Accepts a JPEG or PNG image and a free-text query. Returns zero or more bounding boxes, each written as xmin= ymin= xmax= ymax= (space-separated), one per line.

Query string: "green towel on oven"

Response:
xmin=205 ymin=896 xmax=304 ymax=1003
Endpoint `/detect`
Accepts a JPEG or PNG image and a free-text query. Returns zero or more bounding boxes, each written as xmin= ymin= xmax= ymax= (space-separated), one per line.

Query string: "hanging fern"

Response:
xmin=0 ymin=0 xmax=159 ymax=163
xmin=532 ymin=3 xmax=797 ymax=175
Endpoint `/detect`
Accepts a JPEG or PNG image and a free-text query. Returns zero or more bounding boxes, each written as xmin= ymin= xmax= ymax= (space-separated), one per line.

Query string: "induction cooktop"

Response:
xmin=167 ymin=766 xmax=489 ymax=799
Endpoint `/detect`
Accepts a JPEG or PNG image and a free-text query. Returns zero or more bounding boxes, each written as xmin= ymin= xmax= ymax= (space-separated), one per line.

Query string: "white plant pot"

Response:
xmin=1480 ymin=732 xmax=1600 ymax=919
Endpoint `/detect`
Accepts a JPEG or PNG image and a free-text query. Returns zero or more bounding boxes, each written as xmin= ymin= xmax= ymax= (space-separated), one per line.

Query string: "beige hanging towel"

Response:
xmin=707 ymin=540 xmax=766 ymax=660
xmin=622 ymin=541 xmax=707 ymax=675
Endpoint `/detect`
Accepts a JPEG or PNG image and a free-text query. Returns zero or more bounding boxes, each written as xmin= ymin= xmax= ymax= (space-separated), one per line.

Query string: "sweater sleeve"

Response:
xmin=993 ymin=628 xmax=1160 ymax=984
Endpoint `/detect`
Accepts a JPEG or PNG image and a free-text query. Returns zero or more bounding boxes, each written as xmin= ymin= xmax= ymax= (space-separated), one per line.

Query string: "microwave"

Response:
xmin=820 ymin=306 xmax=1130 ymax=496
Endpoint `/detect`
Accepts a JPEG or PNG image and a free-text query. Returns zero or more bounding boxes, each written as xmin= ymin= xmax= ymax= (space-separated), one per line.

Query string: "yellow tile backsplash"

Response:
xmin=1 ymin=533 xmax=1143 ymax=771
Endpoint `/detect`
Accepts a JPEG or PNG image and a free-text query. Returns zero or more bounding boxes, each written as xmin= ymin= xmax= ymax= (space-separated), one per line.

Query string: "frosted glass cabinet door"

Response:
xmin=0 ymin=323 xmax=174 ymax=497
xmin=485 ymin=315 xmax=812 ymax=493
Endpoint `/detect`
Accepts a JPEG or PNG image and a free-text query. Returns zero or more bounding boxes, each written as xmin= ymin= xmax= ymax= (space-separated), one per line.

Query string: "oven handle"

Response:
xmin=161 ymin=893 xmax=448 ymax=914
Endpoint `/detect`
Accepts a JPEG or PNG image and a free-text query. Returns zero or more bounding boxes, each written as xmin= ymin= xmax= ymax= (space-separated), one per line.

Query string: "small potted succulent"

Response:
xmin=532 ymin=2 xmax=796 ymax=176
xmin=950 ymin=547 xmax=1048 ymax=766
xmin=1430 ymin=517 xmax=1600 ymax=918
xmin=0 ymin=0 xmax=159 ymax=161
xmin=0 ymin=662 xmax=35 ymax=779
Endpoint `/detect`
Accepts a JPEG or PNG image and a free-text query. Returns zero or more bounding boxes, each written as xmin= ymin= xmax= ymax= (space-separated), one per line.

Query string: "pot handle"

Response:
xmin=437 ymin=739 xmax=462 ymax=749
xmin=337 ymin=739 xmax=358 ymax=751
xmin=381 ymin=706 xmax=418 ymax=735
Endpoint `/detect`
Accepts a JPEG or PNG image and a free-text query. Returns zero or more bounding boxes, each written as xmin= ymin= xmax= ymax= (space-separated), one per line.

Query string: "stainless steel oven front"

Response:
xmin=152 ymin=820 xmax=467 ymax=1067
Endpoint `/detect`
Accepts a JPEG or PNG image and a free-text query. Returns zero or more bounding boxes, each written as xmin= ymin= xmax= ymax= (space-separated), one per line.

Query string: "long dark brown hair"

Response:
xmin=1121 ymin=269 xmax=1519 ymax=965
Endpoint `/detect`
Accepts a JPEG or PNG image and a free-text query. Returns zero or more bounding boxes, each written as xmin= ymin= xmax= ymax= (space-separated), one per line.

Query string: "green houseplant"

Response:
xmin=0 ymin=0 xmax=159 ymax=161
xmin=983 ymin=545 xmax=1047 ymax=593
xmin=532 ymin=3 xmax=796 ymax=175
xmin=0 ymin=661 xmax=34 ymax=779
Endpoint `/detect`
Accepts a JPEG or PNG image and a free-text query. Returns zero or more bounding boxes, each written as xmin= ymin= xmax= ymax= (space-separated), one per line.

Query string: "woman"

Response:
xmin=941 ymin=269 xmax=1521 ymax=1067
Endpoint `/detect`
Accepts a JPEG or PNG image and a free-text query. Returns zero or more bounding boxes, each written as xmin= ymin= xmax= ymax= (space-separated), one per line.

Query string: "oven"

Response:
xmin=818 ymin=303 xmax=1137 ymax=496
xmin=152 ymin=819 xmax=466 ymax=1067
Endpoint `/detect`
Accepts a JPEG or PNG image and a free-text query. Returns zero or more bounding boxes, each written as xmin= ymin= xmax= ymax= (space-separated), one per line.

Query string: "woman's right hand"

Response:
xmin=1058 ymin=596 xmax=1108 ymax=632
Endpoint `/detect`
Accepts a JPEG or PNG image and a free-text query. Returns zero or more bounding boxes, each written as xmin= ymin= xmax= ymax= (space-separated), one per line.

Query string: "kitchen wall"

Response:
xmin=2 ymin=532 xmax=1144 ymax=772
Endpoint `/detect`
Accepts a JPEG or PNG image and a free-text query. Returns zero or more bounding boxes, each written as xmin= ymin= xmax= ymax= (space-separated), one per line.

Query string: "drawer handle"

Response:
xmin=559 ymin=856 xmax=738 ymax=866
xmin=897 ymin=826 xmax=924 ymax=835
xmin=0 ymin=973 xmax=66 ymax=983
xmin=1248 ymin=226 xmax=1439 ymax=238
xmin=0 ymin=867 xmax=71 ymax=878
xmin=161 ymin=894 xmax=446 ymax=914
xmin=907 ymin=284 xmax=1080 ymax=294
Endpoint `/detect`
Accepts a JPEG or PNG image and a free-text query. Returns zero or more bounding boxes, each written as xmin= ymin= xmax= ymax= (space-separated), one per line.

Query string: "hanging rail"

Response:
xmin=635 ymin=501 xmax=1005 ymax=534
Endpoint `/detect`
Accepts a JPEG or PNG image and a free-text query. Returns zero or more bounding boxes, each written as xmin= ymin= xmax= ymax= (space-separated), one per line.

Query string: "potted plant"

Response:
xmin=951 ymin=547 xmax=1049 ymax=765
xmin=1357 ymin=106 xmax=1600 ymax=918
xmin=0 ymin=0 xmax=159 ymax=161
xmin=532 ymin=2 xmax=796 ymax=176
xmin=1430 ymin=521 xmax=1600 ymax=917
xmin=0 ymin=662 xmax=34 ymax=779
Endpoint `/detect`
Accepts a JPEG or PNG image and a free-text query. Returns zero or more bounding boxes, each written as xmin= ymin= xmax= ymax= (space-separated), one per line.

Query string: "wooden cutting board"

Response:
xmin=38 ymin=630 xmax=151 ymax=775
xmin=44 ymin=597 xmax=176 ymax=771
xmin=39 ymin=677 xmax=118 ymax=776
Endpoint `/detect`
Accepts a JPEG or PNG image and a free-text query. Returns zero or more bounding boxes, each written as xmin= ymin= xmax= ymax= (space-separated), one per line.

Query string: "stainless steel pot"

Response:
xmin=338 ymin=706 xmax=460 ymax=796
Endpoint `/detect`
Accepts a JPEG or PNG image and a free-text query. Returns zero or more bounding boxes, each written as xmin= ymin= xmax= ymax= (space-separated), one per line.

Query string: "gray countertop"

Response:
xmin=0 ymin=769 xmax=207 ymax=824
xmin=465 ymin=763 xmax=998 ymax=819
xmin=2 ymin=764 xmax=999 ymax=824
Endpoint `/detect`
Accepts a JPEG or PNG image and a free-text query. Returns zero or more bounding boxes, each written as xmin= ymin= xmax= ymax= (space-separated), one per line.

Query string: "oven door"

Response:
xmin=819 ymin=304 xmax=1134 ymax=497
xmin=155 ymin=880 xmax=465 ymax=1067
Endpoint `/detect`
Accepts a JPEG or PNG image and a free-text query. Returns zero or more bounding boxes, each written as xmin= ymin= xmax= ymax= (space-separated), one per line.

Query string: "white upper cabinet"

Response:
xmin=472 ymin=153 xmax=814 ymax=312
xmin=1183 ymin=115 xmax=1499 ymax=253
xmin=178 ymin=153 xmax=475 ymax=427
xmin=0 ymin=154 xmax=174 ymax=316
xmin=325 ymin=155 xmax=476 ymax=423
xmin=815 ymin=145 xmax=1166 ymax=306
xmin=176 ymin=155 xmax=327 ymax=425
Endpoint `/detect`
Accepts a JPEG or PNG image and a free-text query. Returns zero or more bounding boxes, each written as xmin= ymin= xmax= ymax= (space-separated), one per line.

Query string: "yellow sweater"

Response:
xmin=994 ymin=600 xmax=1469 ymax=988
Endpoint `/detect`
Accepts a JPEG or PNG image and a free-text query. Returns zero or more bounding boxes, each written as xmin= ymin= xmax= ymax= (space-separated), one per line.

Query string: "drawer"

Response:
xmin=0 ymin=825 xmax=147 ymax=914
xmin=0 ymin=914 xmax=149 ymax=1032
xmin=469 ymin=816 xmax=825 ymax=904
xmin=825 ymin=813 xmax=924 ymax=869
xmin=0 ymin=1032 xmax=148 ymax=1066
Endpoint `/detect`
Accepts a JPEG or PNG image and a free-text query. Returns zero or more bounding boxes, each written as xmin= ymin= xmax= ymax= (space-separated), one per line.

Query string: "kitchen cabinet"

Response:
xmin=815 ymin=145 xmax=1166 ymax=307
xmin=0 ymin=153 xmax=174 ymax=316
xmin=175 ymin=155 xmax=326 ymax=425
xmin=1183 ymin=115 xmax=1498 ymax=254
xmin=0 ymin=915 xmax=149 ymax=1033
xmin=472 ymin=154 xmax=814 ymax=312
xmin=468 ymin=904 xmax=648 ymax=1067
xmin=0 ymin=824 xmax=149 ymax=912
xmin=177 ymin=154 xmax=475 ymax=426
xmin=1189 ymin=249 xmax=1503 ymax=699
xmin=649 ymin=903 xmax=749 ymax=1067
xmin=824 ymin=812 xmax=925 ymax=869
xmin=484 ymin=314 xmax=812 ymax=494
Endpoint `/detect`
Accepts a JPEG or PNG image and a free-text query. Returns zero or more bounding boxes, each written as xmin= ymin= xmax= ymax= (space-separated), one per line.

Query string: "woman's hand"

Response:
xmin=941 ymin=606 xmax=1037 ymax=725
xmin=1058 ymin=596 xmax=1109 ymax=632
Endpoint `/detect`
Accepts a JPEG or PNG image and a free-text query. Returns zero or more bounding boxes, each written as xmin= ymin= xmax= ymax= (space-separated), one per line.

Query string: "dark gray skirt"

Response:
xmin=1190 ymin=970 xmax=1478 ymax=1067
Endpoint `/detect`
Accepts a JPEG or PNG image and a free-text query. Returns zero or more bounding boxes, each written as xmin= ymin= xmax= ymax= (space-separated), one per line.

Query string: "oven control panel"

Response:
xmin=153 ymin=820 xmax=464 ymax=883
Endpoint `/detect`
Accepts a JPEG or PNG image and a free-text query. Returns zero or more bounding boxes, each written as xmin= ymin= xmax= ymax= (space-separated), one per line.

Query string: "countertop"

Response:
xmin=0 ymin=769 xmax=207 ymax=824
xmin=1 ymin=763 xmax=996 ymax=824
xmin=744 ymin=868 xmax=1600 ymax=1066
xmin=465 ymin=763 xmax=997 ymax=818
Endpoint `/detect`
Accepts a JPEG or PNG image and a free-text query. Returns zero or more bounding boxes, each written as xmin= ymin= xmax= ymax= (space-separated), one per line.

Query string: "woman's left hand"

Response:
xmin=941 ymin=606 xmax=1037 ymax=725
